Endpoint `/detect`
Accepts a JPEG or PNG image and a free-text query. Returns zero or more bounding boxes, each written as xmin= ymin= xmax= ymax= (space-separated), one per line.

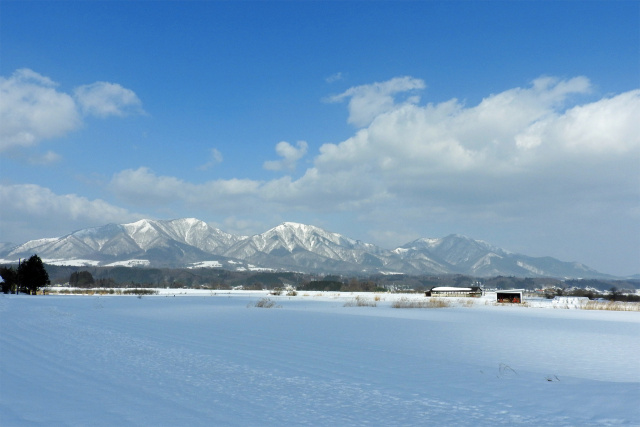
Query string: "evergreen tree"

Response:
xmin=18 ymin=255 xmax=50 ymax=295
xmin=70 ymin=271 xmax=95 ymax=287
xmin=0 ymin=266 xmax=17 ymax=294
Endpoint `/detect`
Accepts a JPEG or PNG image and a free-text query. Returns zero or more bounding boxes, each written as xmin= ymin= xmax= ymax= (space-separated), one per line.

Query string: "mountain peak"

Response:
xmin=276 ymin=222 xmax=310 ymax=230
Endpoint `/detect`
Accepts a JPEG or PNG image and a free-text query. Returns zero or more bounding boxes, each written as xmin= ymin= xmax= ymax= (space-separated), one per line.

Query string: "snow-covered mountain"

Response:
xmin=2 ymin=219 xmax=244 ymax=268
xmin=223 ymin=222 xmax=400 ymax=273
xmin=394 ymin=234 xmax=602 ymax=278
xmin=0 ymin=218 xmax=611 ymax=278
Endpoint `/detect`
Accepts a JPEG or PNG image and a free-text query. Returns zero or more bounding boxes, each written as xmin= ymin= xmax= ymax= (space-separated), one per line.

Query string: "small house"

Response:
xmin=496 ymin=289 xmax=524 ymax=303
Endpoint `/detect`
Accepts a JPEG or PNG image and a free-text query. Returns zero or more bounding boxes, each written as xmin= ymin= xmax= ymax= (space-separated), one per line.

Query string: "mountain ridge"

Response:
xmin=0 ymin=218 xmax=615 ymax=278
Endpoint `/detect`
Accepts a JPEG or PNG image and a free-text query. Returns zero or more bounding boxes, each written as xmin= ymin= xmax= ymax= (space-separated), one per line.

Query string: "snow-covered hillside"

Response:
xmin=1 ymin=293 xmax=638 ymax=426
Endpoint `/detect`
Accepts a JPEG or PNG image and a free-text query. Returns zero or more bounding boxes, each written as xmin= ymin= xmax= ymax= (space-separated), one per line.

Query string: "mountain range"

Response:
xmin=0 ymin=218 xmax=609 ymax=278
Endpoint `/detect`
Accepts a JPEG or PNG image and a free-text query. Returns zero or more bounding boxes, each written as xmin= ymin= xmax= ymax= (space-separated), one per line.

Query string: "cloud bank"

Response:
xmin=0 ymin=183 xmax=143 ymax=241
xmin=108 ymin=76 xmax=638 ymax=222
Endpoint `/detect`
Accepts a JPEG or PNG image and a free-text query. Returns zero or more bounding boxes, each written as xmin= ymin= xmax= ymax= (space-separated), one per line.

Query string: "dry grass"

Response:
xmin=583 ymin=301 xmax=640 ymax=312
xmin=344 ymin=296 xmax=377 ymax=307
xmin=391 ymin=297 xmax=450 ymax=309
xmin=252 ymin=297 xmax=280 ymax=308
xmin=47 ymin=288 xmax=157 ymax=296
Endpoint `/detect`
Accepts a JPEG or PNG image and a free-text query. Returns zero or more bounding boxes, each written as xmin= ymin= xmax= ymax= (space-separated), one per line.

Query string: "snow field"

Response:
xmin=1 ymin=292 xmax=638 ymax=426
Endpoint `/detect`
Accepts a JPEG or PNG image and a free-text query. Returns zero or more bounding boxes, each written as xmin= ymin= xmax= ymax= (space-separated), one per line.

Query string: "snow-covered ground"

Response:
xmin=1 ymin=292 xmax=638 ymax=426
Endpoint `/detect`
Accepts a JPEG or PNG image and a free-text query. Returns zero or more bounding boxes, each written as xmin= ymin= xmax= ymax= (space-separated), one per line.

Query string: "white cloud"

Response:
xmin=325 ymin=72 xmax=343 ymax=83
xmin=198 ymin=148 xmax=224 ymax=170
xmin=0 ymin=69 xmax=80 ymax=152
xmin=315 ymin=76 xmax=626 ymax=177
xmin=0 ymin=183 xmax=143 ymax=242
xmin=0 ymin=184 xmax=137 ymax=221
xmin=263 ymin=141 xmax=308 ymax=171
xmin=0 ymin=68 xmax=144 ymax=154
xmin=109 ymin=167 xmax=262 ymax=211
xmin=107 ymin=76 xmax=638 ymax=229
xmin=74 ymin=81 xmax=145 ymax=117
xmin=547 ymin=89 xmax=640 ymax=154
xmin=27 ymin=150 xmax=62 ymax=165
xmin=327 ymin=76 xmax=426 ymax=127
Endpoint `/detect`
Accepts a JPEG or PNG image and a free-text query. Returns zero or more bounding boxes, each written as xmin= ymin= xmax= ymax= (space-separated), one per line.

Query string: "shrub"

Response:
xmin=123 ymin=289 xmax=158 ymax=296
xmin=391 ymin=297 xmax=450 ymax=309
xmin=583 ymin=301 xmax=640 ymax=312
xmin=497 ymin=363 xmax=518 ymax=378
xmin=270 ymin=287 xmax=283 ymax=296
xmin=253 ymin=298 xmax=280 ymax=308
xmin=462 ymin=299 xmax=474 ymax=307
xmin=343 ymin=296 xmax=377 ymax=307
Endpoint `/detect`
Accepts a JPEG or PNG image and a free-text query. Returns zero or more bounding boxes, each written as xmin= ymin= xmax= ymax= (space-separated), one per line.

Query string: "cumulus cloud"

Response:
xmin=327 ymin=76 xmax=426 ymax=127
xmin=318 ymin=77 xmax=637 ymax=222
xmin=263 ymin=141 xmax=308 ymax=171
xmin=0 ymin=183 xmax=143 ymax=242
xmin=74 ymin=81 xmax=145 ymax=117
xmin=0 ymin=68 xmax=144 ymax=154
xmin=542 ymin=89 xmax=640 ymax=154
xmin=0 ymin=69 xmax=81 ymax=152
xmin=316 ymin=76 xmax=629 ymax=174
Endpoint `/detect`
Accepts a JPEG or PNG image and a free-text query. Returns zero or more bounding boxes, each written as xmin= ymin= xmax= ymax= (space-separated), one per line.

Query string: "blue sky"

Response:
xmin=1 ymin=1 xmax=638 ymax=276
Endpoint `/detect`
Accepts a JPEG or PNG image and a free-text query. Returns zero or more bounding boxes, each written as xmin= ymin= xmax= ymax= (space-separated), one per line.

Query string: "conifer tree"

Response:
xmin=18 ymin=255 xmax=50 ymax=295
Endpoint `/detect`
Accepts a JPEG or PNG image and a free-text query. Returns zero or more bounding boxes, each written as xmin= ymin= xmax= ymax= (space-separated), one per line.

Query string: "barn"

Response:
xmin=425 ymin=286 xmax=483 ymax=297
xmin=496 ymin=289 xmax=524 ymax=303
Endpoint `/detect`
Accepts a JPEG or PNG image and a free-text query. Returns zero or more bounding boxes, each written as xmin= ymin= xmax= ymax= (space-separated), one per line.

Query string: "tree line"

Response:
xmin=1 ymin=255 xmax=50 ymax=294
xmin=2 ymin=256 xmax=638 ymax=297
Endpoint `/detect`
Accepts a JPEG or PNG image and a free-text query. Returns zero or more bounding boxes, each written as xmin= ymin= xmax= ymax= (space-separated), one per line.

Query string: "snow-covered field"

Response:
xmin=1 ymin=292 xmax=638 ymax=426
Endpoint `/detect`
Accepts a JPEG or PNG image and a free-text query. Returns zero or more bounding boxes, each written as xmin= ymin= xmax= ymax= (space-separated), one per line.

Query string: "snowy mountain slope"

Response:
xmin=394 ymin=234 xmax=604 ymax=278
xmin=222 ymin=222 xmax=400 ymax=273
xmin=0 ymin=218 xmax=613 ymax=277
xmin=2 ymin=219 xmax=241 ymax=268
xmin=122 ymin=218 xmax=241 ymax=253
